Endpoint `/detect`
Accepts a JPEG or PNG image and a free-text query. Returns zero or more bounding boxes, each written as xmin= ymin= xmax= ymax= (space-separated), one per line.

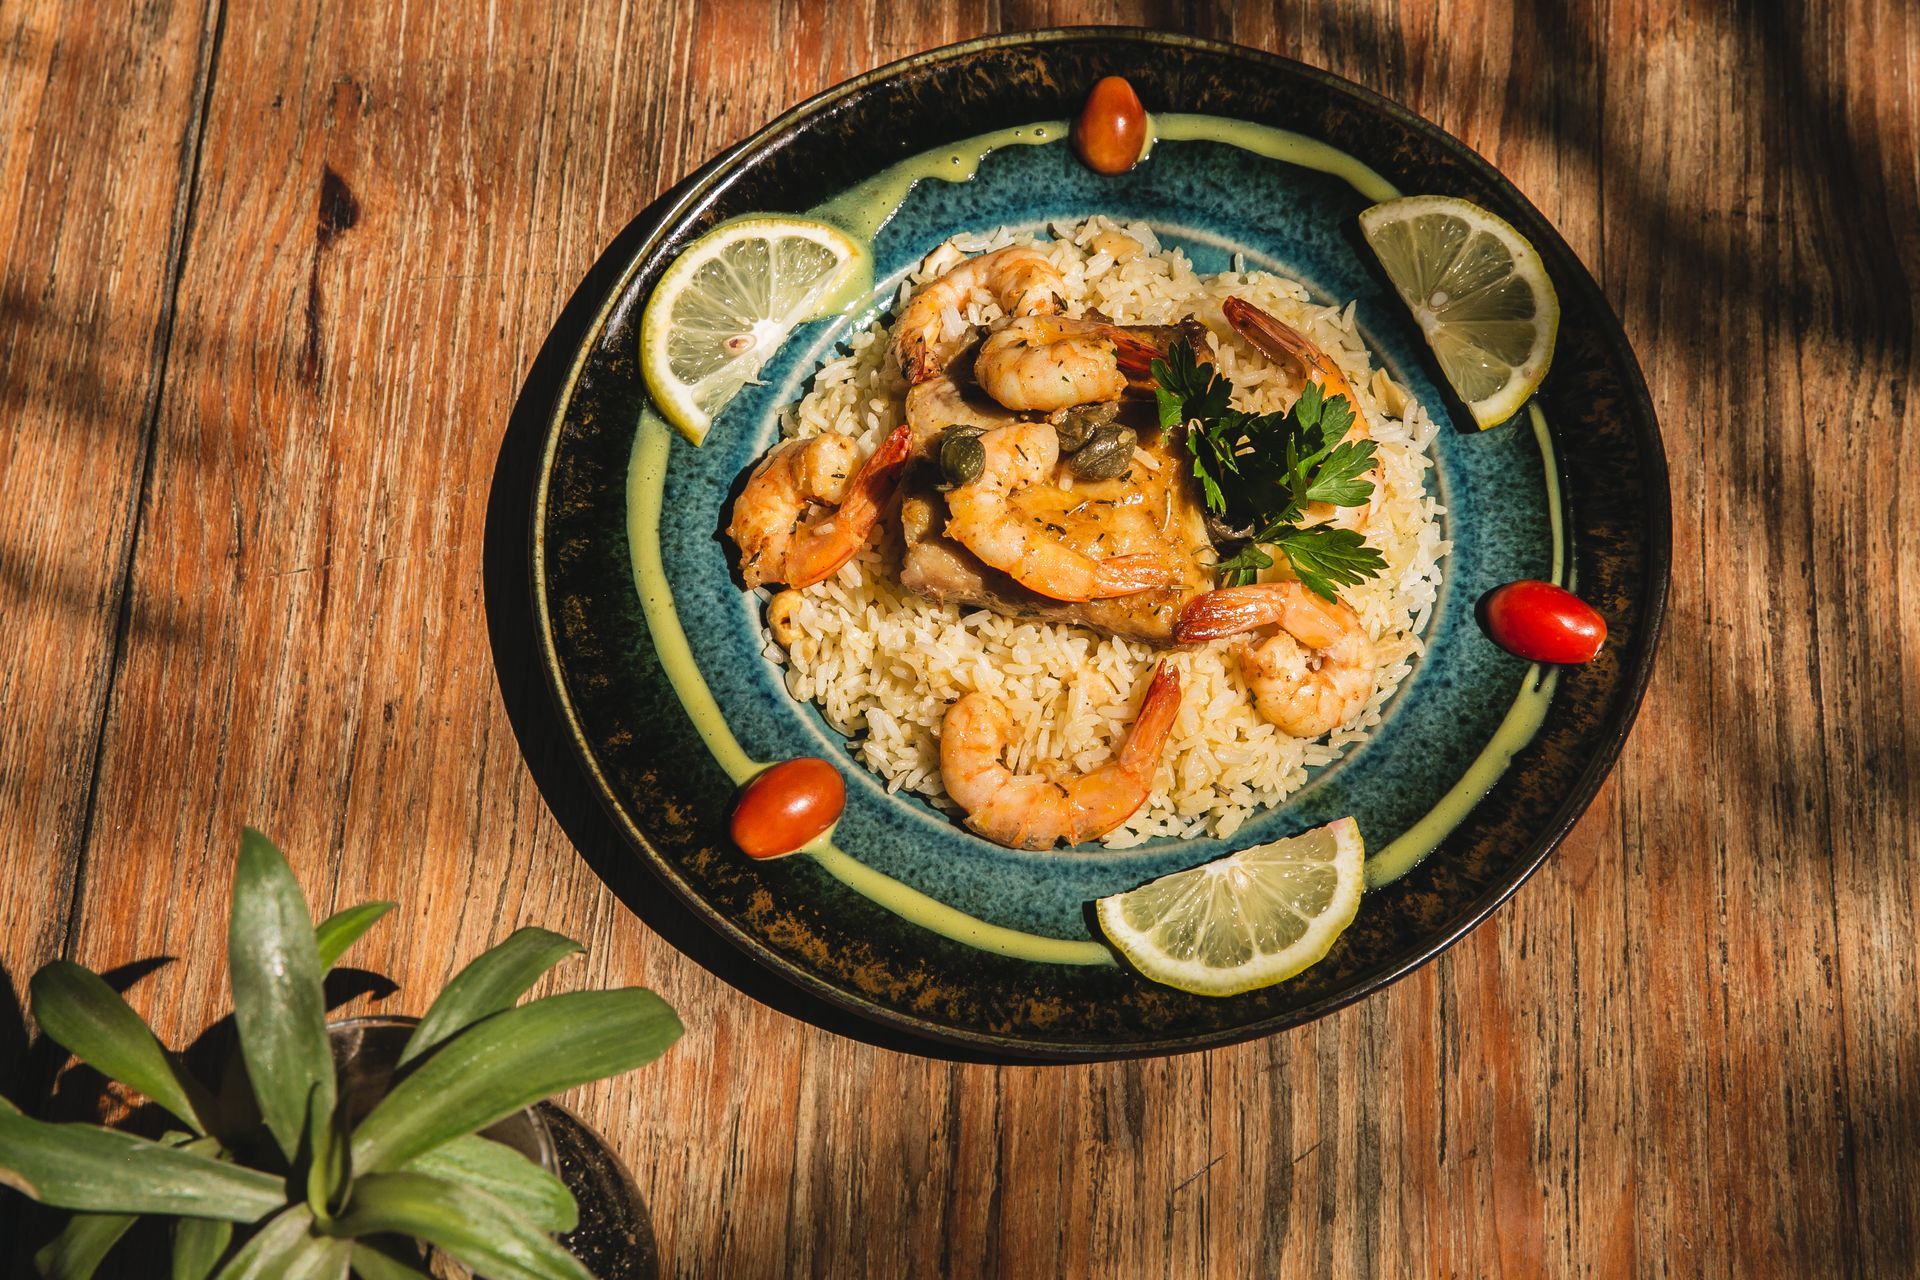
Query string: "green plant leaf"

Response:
xmin=397 ymin=928 xmax=583 ymax=1066
xmin=325 ymin=1172 xmax=590 ymax=1280
xmin=173 ymin=1217 xmax=235 ymax=1280
xmin=352 ymin=989 xmax=680 ymax=1173
xmin=30 ymin=961 xmax=211 ymax=1133
xmin=347 ymin=1242 xmax=434 ymax=1279
xmin=304 ymin=1081 xmax=352 ymax=1225
xmin=33 ymin=1211 xmax=138 ymax=1279
xmin=0 ymin=1097 xmax=282 ymax=1220
xmin=212 ymin=1205 xmax=349 ymax=1280
xmin=229 ymin=828 xmax=334 ymax=1163
xmin=403 ymin=1133 xmax=577 ymax=1233
xmin=314 ymin=902 xmax=395 ymax=972
xmin=30 ymin=1134 xmax=219 ymax=1276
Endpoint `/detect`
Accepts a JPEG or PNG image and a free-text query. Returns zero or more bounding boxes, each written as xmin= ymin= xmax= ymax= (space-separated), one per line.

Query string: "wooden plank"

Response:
xmin=1777 ymin=1 xmax=1920 ymax=1275
xmin=0 ymin=0 xmax=218 ymax=1091
xmin=1596 ymin=2 xmax=1918 ymax=1276
xmin=62 ymin=0 xmax=654 ymax=1057
xmin=15 ymin=1 xmax=1918 ymax=1277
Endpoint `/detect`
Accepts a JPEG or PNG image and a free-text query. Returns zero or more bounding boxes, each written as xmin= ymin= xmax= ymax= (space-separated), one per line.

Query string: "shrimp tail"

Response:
xmin=782 ymin=424 xmax=913 ymax=589
xmin=903 ymin=346 xmax=941 ymax=385
xmin=1173 ymin=587 xmax=1284 ymax=642
xmin=1175 ymin=583 xmax=1358 ymax=646
xmin=1093 ymin=553 xmax=1183 ymax=598
xmin=1222 ymin=297 xmax=1348 ymax=392
xmin=1107 ymin=317 xmax=1209 ymax=391
xmin=1115 ymin=662 xmax=1181 ymax=773
xmin=1222 ymin=296 xmax=1312 ymax=365
xmin=1067 ymin=661 xmax=1181 ymax=843
xmin=1108 ymin=328 xmax=1167 ymax=379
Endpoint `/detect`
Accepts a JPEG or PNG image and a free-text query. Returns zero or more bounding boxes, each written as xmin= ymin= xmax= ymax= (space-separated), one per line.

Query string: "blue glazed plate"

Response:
xmin=533 ymin=30 xmax=1668 ymax=1058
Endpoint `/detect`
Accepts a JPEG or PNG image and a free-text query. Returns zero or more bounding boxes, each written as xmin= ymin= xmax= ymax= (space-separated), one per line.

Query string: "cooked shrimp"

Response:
xmin=944 ymin=421 xmax=1178 ymax=601
xmin=726 ymin=424 xmax=913 ymax=589
xmin=972 ymin=315 xmax=1136 ymax=411
xmin=974 ymin=314 xmax=1206 ymax=412
xmin=1222 ymin=296 xmax=1380 ymax=532
xmin=892 ymin=247 xmax=1065 ymax=383
xmin=1175 ymin=582 xmax=1377 ymax=739
xmin=940 ymin=661 xmax=1181 ymax=849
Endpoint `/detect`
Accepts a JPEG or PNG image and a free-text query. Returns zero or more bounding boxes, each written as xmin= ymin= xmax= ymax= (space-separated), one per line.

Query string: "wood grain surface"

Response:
xmin=3 ymin=2 xmax=1916 ymax=1276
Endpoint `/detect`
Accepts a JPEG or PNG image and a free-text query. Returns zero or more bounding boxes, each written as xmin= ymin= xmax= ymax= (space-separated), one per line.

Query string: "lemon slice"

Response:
xmin=1095 ymin=817 xmax=1364 ymax=997
xmin=639 ymin=216 xmax=864 ymax=444
xmin=1358 ymin=196 xmax=1559 ymax=429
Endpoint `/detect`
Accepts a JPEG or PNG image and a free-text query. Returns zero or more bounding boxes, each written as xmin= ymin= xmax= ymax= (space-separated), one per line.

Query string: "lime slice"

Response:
xmin=639 ymin=216 xmax=864 ymax=444
xmin=1095 ymin=817 xmax=1364 ymax=996
xmin=1358 ymin=196 xmax=1559 ymax=429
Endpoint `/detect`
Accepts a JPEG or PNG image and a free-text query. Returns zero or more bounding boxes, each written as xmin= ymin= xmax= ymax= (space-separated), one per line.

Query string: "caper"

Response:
xmin=1055 ymin=418 xmax=1095 ymax=453
xmin=1065 ymin=424 xmax=1138 ymax=480
xmin=1204 ymin=508 xmax=1256 ymax=543
xmin=939 ymin=425 xmax=987 ymax=489
xmin=1053 ymin=401 xmax=1119 ymax=452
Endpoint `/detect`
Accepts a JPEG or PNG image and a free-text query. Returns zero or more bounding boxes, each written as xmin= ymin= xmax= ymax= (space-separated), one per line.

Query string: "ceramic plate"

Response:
xmin=532 ymin=30 xmax=1668 ymax=1059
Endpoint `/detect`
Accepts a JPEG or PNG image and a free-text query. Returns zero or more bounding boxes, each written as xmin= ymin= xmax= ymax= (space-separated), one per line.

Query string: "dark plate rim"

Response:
xmin=530 ymin=26 xmax=1672 ymax=1060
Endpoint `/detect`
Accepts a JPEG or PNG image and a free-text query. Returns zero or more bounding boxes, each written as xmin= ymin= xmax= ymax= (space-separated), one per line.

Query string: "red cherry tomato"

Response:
xmin=730 ymin=758 xmax=846 ymax=859
xmin=1074 ymin=76 xmax=1148 ymax=175
xmin=1482 ymin=580 xmax=1608 ymax=664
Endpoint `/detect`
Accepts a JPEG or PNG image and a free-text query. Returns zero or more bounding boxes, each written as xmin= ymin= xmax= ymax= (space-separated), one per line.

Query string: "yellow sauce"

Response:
xmin=626 ymin=116 xmax=1567 ymax=961
xmin=627 ymin=416 xmax=760 ymax=783
xmin=808 ymin=246 xmax=875 ymax=324
xmin=813 ymin=122 xmax=1070 ymax=241
xmin=1146 ymin=113 xmax=1401 ymax=202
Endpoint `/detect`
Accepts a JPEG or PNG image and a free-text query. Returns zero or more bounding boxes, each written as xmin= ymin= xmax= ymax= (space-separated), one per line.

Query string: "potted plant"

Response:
xmin=2 ymin=830 xmax=682 ymax=1279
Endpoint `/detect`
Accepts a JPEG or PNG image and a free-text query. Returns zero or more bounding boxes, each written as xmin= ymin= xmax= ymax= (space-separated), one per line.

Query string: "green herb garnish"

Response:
xmin=1152 ymin=341 xmax=1387 ymax=600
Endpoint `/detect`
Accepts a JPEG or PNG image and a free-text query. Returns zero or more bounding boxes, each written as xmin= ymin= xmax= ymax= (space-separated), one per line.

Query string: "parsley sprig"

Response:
xmin=1152 ymin=340 xmax=1387 ymax=600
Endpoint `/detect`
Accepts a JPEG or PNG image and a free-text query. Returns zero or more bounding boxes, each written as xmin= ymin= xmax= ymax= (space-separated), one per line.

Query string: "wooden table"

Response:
xmin=4 ymin=2 xmax=1916 ymax=1275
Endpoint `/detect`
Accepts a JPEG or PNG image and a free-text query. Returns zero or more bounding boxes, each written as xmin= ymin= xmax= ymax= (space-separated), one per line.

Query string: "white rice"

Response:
xmin=761 ymin=217 xmax=1449 ymax=846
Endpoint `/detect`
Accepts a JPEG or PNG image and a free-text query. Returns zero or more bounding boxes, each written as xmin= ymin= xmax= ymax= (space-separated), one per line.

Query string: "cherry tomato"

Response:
xmin=1074 ymin=76 xmax=1148 ymax=175
xmin=730 ymin=758 xmax=845 ymax=859
xmin=1482 ymin=580 xmax=1608 ymax=664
